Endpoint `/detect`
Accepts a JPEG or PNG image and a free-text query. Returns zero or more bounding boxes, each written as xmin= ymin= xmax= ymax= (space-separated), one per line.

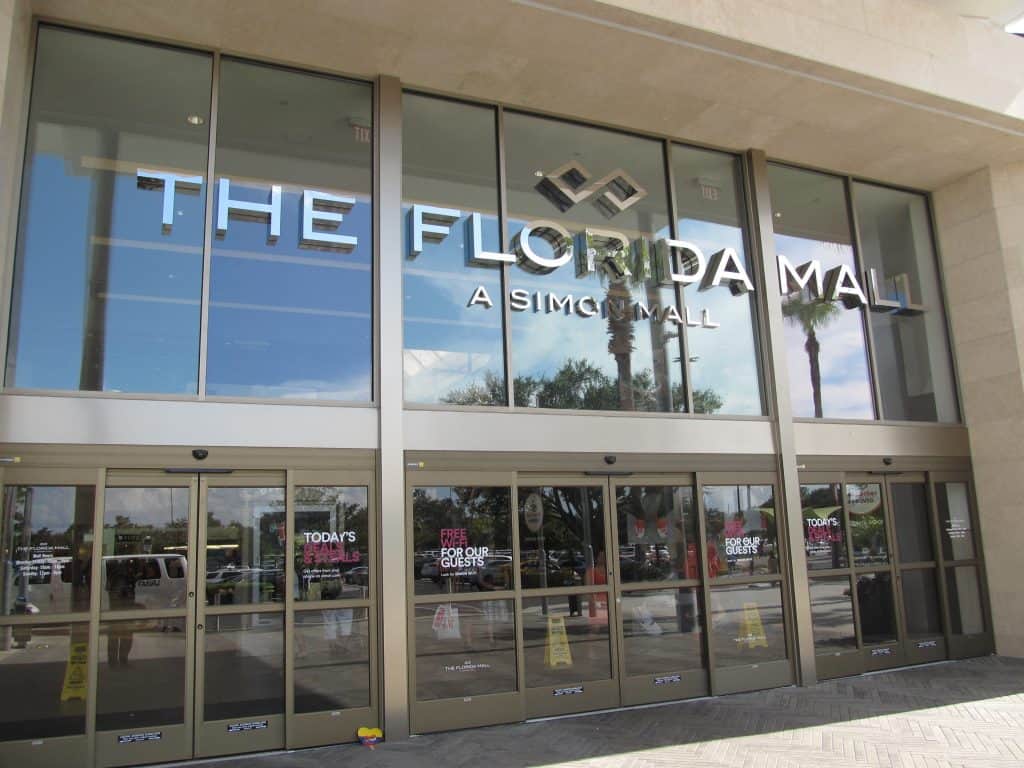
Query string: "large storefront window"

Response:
xmin=208 ymin=59 xmax=373 ymax=400
xmin=769 ymin=164 xmax=875 ymax=419
xmin=671 ymin=145 xmax=762 ymax=414
xmin=503 ymin=113 xmax=680 ymax=412
xmin=402 ymin=94 xmax=506 ymax=405
xmin=853 ymin=183 xmax=958 ymax=422
xmin=7 ymin=28 xmax=374 ymax=401
xmin=6 ymin=28 xmax=211 ymax=393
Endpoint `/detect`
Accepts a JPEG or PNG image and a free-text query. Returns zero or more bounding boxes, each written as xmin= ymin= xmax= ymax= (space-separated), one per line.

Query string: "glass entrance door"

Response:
xmin=194 ymin=473 xmax=287 ymax=758
xmin=95 ymin=473 xmax=197 ymax=767
xmin=406 ymin=469 xmax=792 ymax=734
xmin=802 ymin=472 xmax=988 ymax=680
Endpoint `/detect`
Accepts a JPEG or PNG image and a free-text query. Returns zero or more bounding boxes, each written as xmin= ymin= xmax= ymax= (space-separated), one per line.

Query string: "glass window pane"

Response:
xmin=204 ymin=612 xmax=283 ymax=721
xmin=102 ymin=487 xmax=189 ymax=611
xmin=522 ymin=593 xmax=611 ymax=688
xmin=809 ymin=576 xmax=857 ymax=651
xmin=294 ymin=486 xmax=369 ymax=601
xmin=6 ymin=27 xmax=211 ymax=393
xmin=892 ymin=483 xmax=934 ymax=563
xmin=702 ymin=485 xmax=778 ymax=579
xmin=946 ymin=566 xmax=985 ymax=635
xmin=848 ymin=482 xmax=889 ymax=567
xmin=97 ymin=618 xmax=186 ymax=730
xmin=801 ymin=483 xmax=847 ymax=570
xmin=519 ymin=486 xmax=606 ymax=589
xmin=856 ymin=572 xmax=897 ymax=644
xmin=402 ymin=94 xmax=506 ymax=406
xmin=901 ymin=568 xmax=942 ymax=637
xmin=616 ymin=485 xmax=697 ymax=583
xmin=412 ymin=487 xmax=511 ymax=596
xmin=672 ymin=145 xmax=763 ymax=415
xmin=768 ymin=164 xmax=874 ymax=419
xmin=0 ymin=623 xmax=89 ymax=740
xmin=621 ymin=588 xmax=705 ymax=676
xmin=414 ymin=600 xmax=516 ymax=701
xmin=503 ymin=112 xmax=683 ymax=413
xmin=936 ymin=482 xmax=975 ymax=561
xmin=207 ymin=59 xmax=372 ymax=400
xmin=294 ymin=607 xmax=370 ymax=712
xmin=205 ymin=487 xmax=285 ymax=606
xmin=1 ymin=485 xmax=94 ymax=615
xmin=853 ymin=182 xmax=958 ymax=422
xmin=709 ymin=582 xmax=786 ymax=666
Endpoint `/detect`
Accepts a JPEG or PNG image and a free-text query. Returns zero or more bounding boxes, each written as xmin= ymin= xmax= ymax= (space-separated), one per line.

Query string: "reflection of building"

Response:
xmin=0 ymin=2 xmax=1023 ymax=766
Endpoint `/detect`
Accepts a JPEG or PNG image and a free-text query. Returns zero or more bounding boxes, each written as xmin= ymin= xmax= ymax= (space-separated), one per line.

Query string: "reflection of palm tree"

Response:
xmin=782 ymin=292 xmax=839 ymax=418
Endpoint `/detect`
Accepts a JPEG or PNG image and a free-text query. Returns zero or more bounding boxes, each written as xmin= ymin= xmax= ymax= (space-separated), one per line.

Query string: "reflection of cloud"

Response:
xmin=404 ymin=349 xmax=497 ymax=403
xmin=218 ymin=372 xmax=372 ymax=401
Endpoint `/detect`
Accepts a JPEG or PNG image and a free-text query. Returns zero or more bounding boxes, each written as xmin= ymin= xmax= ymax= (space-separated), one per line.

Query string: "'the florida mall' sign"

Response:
xmin=137 ymin=169 xmax=924 ymax=329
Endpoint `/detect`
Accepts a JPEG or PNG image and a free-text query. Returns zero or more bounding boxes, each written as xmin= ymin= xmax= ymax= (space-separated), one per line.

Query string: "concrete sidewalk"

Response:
xmin=187 ymin=656 xmax=1024 ymax=768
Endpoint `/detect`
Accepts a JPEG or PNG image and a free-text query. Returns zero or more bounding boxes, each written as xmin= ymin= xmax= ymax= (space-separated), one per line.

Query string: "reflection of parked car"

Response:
xmin=206 ymin=568 xmax=283 ymax=604
xmin=420 ymin=559 xmax=439 ymax=581
xmin=103 ymin=554 xmax=187 ymax=610
xmin=475 ymin=556 xmax=512 ymax=590
xmin=344 ymin=566 xmax=369 ymax=586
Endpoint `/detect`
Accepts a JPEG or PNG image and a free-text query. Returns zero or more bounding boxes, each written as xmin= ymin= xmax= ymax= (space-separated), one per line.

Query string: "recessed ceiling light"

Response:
xmin=186 ymin=114 xmax=205 ymax=126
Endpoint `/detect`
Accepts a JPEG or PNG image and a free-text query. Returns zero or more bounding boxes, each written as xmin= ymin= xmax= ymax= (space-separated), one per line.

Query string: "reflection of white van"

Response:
xmin=101 ymin=554 xmax=188 ymax=611
xmin=4 ymin=553 xmax=188 ymax=615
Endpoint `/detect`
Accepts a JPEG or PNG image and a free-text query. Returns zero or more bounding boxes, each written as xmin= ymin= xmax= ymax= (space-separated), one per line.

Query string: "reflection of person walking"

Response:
xmin=107 ymin=561 xmax=138 ymax=665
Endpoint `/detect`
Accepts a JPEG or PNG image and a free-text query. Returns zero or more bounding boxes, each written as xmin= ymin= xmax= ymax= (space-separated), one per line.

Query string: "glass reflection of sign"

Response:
xmin=409 ymin=204 xmax=748 ymax=331
xmin=439 ymin=528 xmax=489 ymax=576
xmin=805 ymin=514 xmax=842 ymax=553
xmin=302 ymin=530 xmax=359 ymax=566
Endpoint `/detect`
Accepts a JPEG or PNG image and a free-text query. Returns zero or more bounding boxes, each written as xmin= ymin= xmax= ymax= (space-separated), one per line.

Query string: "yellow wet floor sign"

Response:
xmin=545 ymin=616 xmax=573 ymax=668
xmin=61 ymin=641 xmax=88 ymax=702
xmin=738 ymin=602 xmax=768 ymax=649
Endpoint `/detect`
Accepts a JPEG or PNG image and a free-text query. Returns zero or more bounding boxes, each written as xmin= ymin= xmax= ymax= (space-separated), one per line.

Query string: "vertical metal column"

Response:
xmin=744 ymin=150 xmax=817 ymax=686
xmin=375 ymin=75 xmax=410 ymax=738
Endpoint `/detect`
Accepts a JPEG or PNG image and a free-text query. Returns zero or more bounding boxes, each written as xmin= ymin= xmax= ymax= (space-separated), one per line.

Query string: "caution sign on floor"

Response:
xmin=738 ymin=602 xmax=768 ymax=649
xmin=545 ymin=616 xmax=573 ymax=668
xmin=60 ymin=641 xmax=88 ymax=702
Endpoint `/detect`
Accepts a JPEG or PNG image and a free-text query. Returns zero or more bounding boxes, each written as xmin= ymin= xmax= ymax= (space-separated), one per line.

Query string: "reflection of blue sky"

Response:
xmin=10 ymin=153 xmax=205 ymax=393
xmin=104 ymin=487 xmax=189 ymax=530
xmin=676 ymin=218 xmax=762 ymax=415
xmin=775 ymin=235 xmax=874 ymax=419
xmin=508 ymin=217 xmax=682 ymax=410
xmin=401 ymin=206 xmax=505 ymax=404
xmin=207 ymin=182 xmax=372 ymax=400
xmin=14 ymin=486 xmax=91 ymax=535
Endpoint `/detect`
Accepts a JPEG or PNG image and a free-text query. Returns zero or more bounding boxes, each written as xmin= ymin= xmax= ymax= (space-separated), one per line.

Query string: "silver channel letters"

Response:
xmin=408 ymin=206 xmax=748 ymax=330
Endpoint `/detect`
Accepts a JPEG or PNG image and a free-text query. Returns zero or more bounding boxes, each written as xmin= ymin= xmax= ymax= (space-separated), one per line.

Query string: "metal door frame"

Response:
xmin=194 ymin=471 xmax=287 ymax=759
xmin=698 ymin=471 xmax=795 ymax=695
xmin=405 ymin=471 xmax=523 ymax=734
xmin=0 ymin=467 xmax=99 ymax=768
xmin=288 ymin=468 xmax=379 ymax=750
xmin=607 ymin=474 xmax=709 ymax=707
xmin=94 ymin=471 xmax=198 ymax=768
xmin=517 ymin=474 xmax=620 ymax=720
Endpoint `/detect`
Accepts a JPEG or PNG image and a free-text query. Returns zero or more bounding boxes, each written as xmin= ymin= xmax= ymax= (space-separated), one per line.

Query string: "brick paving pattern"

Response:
xmin=188 ymin=656 xmax=1024 ymax=768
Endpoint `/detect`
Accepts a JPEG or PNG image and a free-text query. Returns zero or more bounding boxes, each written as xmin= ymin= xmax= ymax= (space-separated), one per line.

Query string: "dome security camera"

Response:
xmin=192 ymin=448 xmax=209 ymax=461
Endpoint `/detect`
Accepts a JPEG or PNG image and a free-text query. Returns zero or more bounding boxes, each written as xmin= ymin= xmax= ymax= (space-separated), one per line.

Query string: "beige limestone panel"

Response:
xmin=963 ymin=416 xmax=1024 ymax=461
xmin=935 ymin=212 xmax=1004 ymax=268
xmin=762 ymin=0 xmax=867 ymax=33
xmin=950 ymin=295 xmax=1016 ymax=346
xmin=594 ymin=0 xmax=1024 ymax=119
xmin=960 ymin=372 xmax=1024 ymax=424
xmin=934 ymin=168 xmax=997 ymax=228
xmin=952 ymin=330 xmax=1022 ymax=386
xmin=941 ymin=249 xmax=1016 ymax=307
xmin=862 ymin=0 xmax=967 ymax=60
